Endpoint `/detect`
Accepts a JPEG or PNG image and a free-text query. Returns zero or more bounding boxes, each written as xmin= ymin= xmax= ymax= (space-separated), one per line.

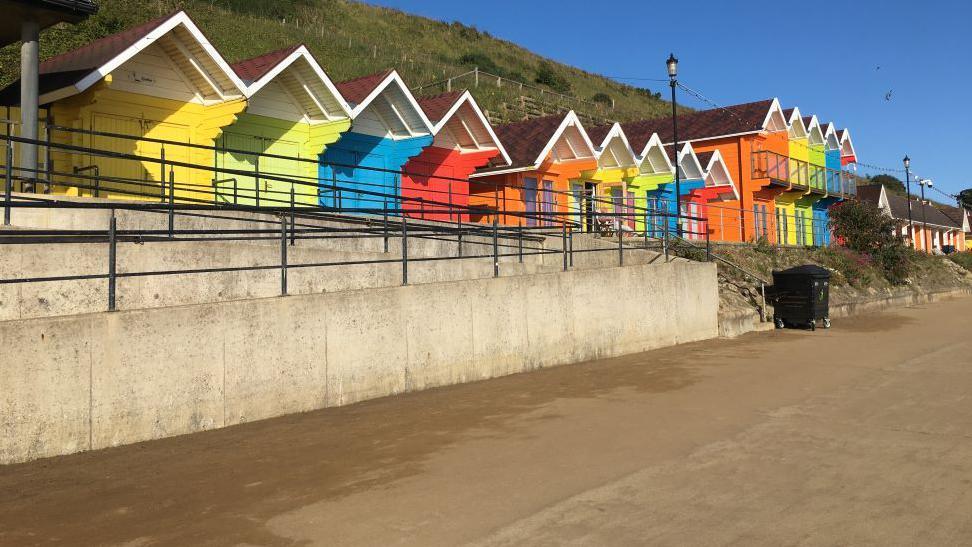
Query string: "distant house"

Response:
xmin=941 ymin=205 xmax=972 ymax=251
xmin=857 ymin=185 xmax=966 ymax=252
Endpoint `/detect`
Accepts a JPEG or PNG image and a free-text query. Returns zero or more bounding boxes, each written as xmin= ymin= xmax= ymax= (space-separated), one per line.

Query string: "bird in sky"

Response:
xmin=885 ymin=90 xmax=893 ymax=101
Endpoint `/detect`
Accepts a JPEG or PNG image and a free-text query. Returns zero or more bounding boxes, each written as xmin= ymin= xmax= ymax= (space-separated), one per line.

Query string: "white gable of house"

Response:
xmin=596 ymin=124 xmax=638 ymax=169
xmin=350 ymin=71 xmax=433 ymax=140
xmin=245 ymin=46 xmax=350 ymax=124
xmin=45 ymin=11 xmax=246 ymax=105
xmin=541 ymin=111 xmax=596 ymax=164
xmin=431 ymin=91 xmax=511 ymax=165
xmin=637 ymin=133 xmax=674 ymax=175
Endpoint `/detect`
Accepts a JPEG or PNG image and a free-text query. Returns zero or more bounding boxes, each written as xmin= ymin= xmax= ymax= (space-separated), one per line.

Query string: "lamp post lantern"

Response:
xmin=903 ymin=155 xmax=914 ymax=247
xmin=667 ymin=53 xmax=681 ymax=237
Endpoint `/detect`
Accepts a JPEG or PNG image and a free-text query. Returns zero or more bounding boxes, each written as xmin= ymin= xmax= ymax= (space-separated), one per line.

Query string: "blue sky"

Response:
xmin=368 ymin=0 xmax=972 ymax=200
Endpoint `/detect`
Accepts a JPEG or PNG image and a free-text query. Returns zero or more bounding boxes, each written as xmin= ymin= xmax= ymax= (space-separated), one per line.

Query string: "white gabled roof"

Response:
xmin=594 ymin=123 xmax=638 ymax=169
xmin=636 ymin=132 xmax=675 ymax=175
xmin=348 ymin=70 xmax=434 ymax=134
xmin=243 ymin=45 xmax=351 ymax=119
xmin=533 ymin=110 xmax=596 ymax=166
xmin=786 ymin=107 xmax=807 ymax=138
xmin=429 ymin=90 xmax=511 ymax=166
xmin=805 ymin=114 xmax=825 ymax=145
xmin=41 ymin=10 xmax=247 ymax=104
xmin=761 ymin=98 xmax=788 ymax=132
xmin=676 ymin=142 xmax=705 ymax=180
xmin=839 ymin=128 xmax=857 ymax=159
xmin=702 ymin=149 xmax=740 ymax=200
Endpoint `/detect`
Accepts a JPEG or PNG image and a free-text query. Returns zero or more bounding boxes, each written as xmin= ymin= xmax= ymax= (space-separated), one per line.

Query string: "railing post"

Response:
xmin=3 ymin=142 xmax=11 ymax=226
xmin=493 ymin=216 xmax=499 ymax=277
xmin=159 ymin=146 xmax=166 ymax=201
xmin=562 ymin=222 xmax=568 ymax=272
xmin=44 ymin=116 xmax=53 ymax=194
xmin=518 ymin=220 xmax=523 ymax=263
xmin=289 ymin=185 xmax=296 ymax=246
xmin=383 ymin=202 xmax=389 ymax=253
xmin=233 ymin=178 xmax=238 ymax=205
xmin=643 ymin=212 xmax=648 ymax=248
xmin=618 ymin=221 xmax=624 ymax=266
xmin=569 ymin=228 xmax=574 ymax=267
xmin=663 ymin=219 xmax=669 ymax=263
xmin=280 ymin=215 xmax=288 ymax=296
xmin=167 ymin=168 xmax=175 ymax=238
xmin=457 ymin=216 xmax=463 ymax=257
xmin=401 ymin=215 xmax=408 ymax=285
xmin=108 ymin=210 xmax=117 ymax=311
xmin=706 ymin=221 xmax=711 ymax=261
xmin=254 ymin=155 xmax=261 ymax=207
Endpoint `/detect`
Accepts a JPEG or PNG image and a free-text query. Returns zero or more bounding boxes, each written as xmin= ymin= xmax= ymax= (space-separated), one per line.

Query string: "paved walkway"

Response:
xmin=2 ymin=297 xmax=971 ymax=546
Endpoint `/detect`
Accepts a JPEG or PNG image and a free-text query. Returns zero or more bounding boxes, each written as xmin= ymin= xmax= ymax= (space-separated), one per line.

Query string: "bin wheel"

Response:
xmin=809 ymin=320 xmax=816 ymax=331
xmin=823 ymin=318 xmax=831 ymax=329
xmin=774 ymin=317 xmax=785 ymax=329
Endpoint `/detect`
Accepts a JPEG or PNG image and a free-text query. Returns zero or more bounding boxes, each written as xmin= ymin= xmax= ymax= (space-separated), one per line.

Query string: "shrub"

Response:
xmin=590 ymin=92 xmax=613 ymax=106
xmin=829 ymin=200 xmax=912 ymax=284
xmin=535 ymin=61 xmax=571 ymax=94
xmin=458 ymin=52 xmax=500 ymax=73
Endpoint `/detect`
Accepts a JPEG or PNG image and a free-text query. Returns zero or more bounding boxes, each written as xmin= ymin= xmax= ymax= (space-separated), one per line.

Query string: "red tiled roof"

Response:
xmin=40 ymin=11 xmax=177 ymax=75
xmin=335 ymin=69 xmax=394 ymax=106
xmin=231 ymin=45 xmax=300 ymax=83
xmin=416 ymin=90 xmax=465 ymax=126
xmin=782 ymin=107 xmax=796 ymax=120
xmin=802 ymin=115 xmax=816 ymax=128
xmin=623 ymin=99 xmax=775 ymax=151
xmin=487 ymin=114 xmax=566 ymax=169
xmin=837 ymin=129 xmax=846 ymax=139
xmin=696 ymin=151 xmax=714 ymax=169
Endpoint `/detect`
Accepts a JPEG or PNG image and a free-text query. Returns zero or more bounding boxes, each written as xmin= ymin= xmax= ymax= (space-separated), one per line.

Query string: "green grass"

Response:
xmin=0 ymin=0 xmax=677 ymax=124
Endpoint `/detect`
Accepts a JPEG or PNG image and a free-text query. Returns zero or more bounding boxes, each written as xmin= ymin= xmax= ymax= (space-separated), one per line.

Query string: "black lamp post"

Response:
xmin=667 ymin=53 xmax=681 ymax=236
xmin=903 ymin=155 xmax=913 ymax=247
xmin=919 ymin=178 xmax=932 ymax=251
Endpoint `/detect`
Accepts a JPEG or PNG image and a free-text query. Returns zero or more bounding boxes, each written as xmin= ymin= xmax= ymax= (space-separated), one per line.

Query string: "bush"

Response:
xmin=535 ymin=61 xmax=571 ymax=94
xmin=458 ymin=52 xmax=500 ymax=72
xmin=829 ymin=200 xmax=912 ymax=284
xmin=590 ymin=92 xmax=613 ymax=106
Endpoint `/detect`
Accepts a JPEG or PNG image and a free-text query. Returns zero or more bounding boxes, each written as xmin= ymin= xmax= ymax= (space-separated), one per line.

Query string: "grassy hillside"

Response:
xmin=0 ymin=0 xmax=678 ymax=125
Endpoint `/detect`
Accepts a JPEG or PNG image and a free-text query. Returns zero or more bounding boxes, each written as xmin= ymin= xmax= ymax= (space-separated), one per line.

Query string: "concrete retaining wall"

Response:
xmin=0 ymin=259 xmax=718 ymax=464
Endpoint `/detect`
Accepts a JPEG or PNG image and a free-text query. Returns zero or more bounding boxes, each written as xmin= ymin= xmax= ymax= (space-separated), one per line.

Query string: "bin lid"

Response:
xmin=772 ymin=264 xmax=831 ymax=278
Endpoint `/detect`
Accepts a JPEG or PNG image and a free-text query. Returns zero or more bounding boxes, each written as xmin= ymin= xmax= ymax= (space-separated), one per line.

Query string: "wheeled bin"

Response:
xmin=770 ymin=265 xmax=831 ymax=331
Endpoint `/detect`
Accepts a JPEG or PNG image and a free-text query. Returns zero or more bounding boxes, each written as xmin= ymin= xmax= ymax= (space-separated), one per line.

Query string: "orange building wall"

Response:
xmin=691 ymin=130 xmax=789 ymax=243
xmin=470 ymin=157 xmax=597 ymax=227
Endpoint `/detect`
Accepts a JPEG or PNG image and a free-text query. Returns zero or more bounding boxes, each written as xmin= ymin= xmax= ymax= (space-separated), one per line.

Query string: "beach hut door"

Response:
xmin=583 ymin=183 xmax=597 ymax=232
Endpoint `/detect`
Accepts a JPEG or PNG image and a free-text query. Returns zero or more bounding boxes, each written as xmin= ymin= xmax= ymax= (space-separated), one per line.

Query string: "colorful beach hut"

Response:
xmin=401 ymin=90 xmax=510 ymax=222
xmin=578 ymin=123 xmax=640 ymax=231
xmin=469 ymin=111 xmax=597 ymax=227
xmin=686 ymin=149 xmax=740 ymax=241
xmin=319 ymin=69 xmax=433 ymax=213
xmin=622 ymin=132 xmax=675 ymax=235
xmin=0 ymin=11 xmax=248 ymax=201
xmin=646 ymin=143 xmax=705 ymax=238
xmin=213 ymin=45 xmax=351 ymax=206
xmin=625 ymin=99 xmax=790 ymax=242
